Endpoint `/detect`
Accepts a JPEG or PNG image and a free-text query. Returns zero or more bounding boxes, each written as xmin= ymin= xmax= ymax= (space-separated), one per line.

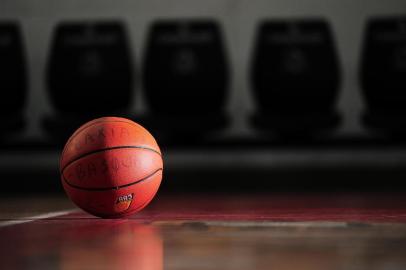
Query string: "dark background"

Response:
xmin=0 ymin=0 xmax=406 ymax=194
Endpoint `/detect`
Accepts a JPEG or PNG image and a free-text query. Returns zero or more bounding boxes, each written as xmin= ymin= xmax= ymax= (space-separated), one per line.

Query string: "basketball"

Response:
xmin=59 ymin=117 xmax=163 ymax=218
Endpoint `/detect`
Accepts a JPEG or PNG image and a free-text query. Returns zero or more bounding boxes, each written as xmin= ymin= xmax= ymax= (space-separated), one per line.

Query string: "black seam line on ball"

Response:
xmin=61 ymin=145 xmax=162 ymax=174
xmin=63 ymin=168 xmax=163 ymax=191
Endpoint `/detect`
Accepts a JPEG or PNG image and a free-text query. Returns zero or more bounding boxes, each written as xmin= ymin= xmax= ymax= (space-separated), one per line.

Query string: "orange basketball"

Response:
xmin=60 ymin=117 xmax=163 ymax=218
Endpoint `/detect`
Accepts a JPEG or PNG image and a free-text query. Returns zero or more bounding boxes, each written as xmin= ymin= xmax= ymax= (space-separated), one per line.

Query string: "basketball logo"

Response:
xmin=114 ymin=193 xmax=134 ymax=212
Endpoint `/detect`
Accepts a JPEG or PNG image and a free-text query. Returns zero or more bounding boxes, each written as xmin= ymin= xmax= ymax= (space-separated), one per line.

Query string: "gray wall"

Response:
xmin=1 ymin=0 xmax=405 ymax=139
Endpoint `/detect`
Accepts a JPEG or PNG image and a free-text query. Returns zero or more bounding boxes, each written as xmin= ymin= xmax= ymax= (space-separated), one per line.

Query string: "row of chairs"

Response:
xmin=1 ymin=16 xmax=406 ymax=141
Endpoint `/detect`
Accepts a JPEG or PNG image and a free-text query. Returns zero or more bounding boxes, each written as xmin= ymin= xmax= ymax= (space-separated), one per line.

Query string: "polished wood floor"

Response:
xmin=1 ymin=193 xmax=406 ymax=270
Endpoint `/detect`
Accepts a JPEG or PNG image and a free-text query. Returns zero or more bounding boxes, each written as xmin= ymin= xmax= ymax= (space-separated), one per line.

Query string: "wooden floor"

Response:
xmin=1 ymin=193 xmax=406 ymax=269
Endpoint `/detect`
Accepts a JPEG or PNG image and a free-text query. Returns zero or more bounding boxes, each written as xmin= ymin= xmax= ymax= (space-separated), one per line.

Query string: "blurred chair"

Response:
xmin=141 ymin=19 xmax=229 ymax=143
xmin=0 ymin=22 xmax=27 ymax=138
xmin=43 ymin=20 xmax=134 ymax=141
xmin=361 ymin=16 xmax=406 ymax=135
xmin=250 ymin=19 xmax=341 ymax=138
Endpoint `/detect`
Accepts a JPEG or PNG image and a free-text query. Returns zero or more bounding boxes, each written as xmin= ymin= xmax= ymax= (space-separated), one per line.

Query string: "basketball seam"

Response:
xmin=62 ymin=168 xmax=163 ymax=191
xmin=61 ymin=119 xmax=154 ymax=158
xmin=60 ymin=145 xmax=162 ymax=173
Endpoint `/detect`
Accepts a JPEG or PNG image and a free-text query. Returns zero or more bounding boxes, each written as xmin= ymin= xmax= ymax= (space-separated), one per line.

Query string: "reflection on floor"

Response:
xmin=1 ymin=193 xmax=406 ymax=270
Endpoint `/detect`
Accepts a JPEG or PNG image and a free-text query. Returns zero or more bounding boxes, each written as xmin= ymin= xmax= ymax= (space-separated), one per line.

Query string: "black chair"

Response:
xmin=250 ymin=19 xmax=341 ymax=137
xmin=142 ymin=19 xmax=230 ymax=143
xmin=0 ymin=22 xmax=27 ymax=137
xmin=361 ymin=16 xmax=406 ymax=135
xmin=43 ymin=21 xmax=134 ymax=141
